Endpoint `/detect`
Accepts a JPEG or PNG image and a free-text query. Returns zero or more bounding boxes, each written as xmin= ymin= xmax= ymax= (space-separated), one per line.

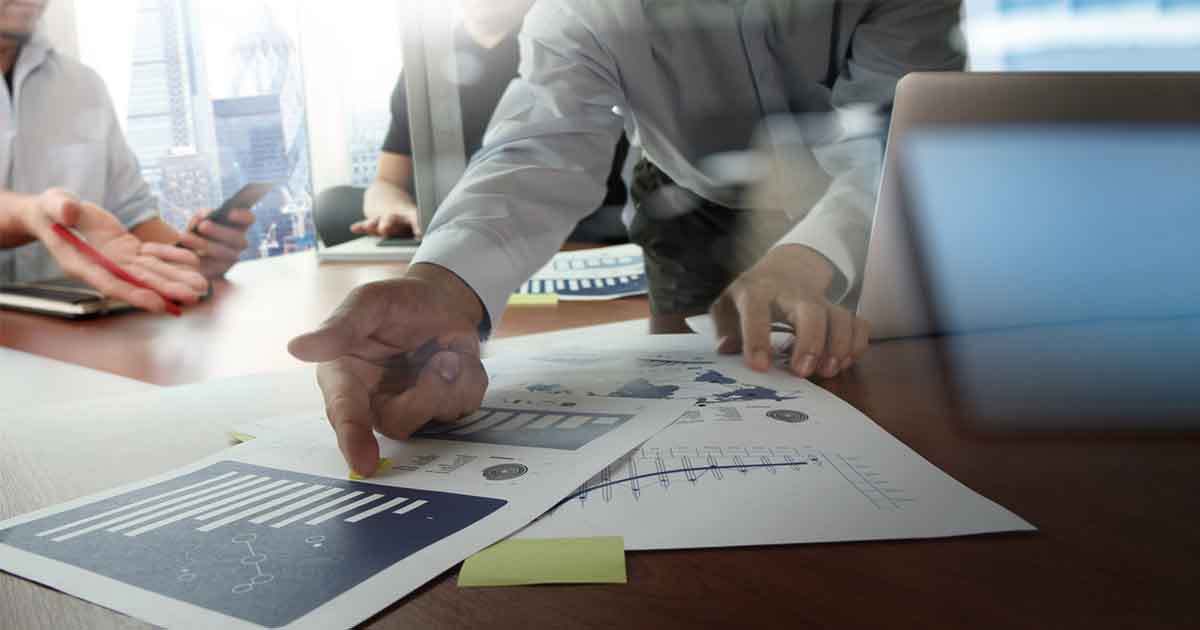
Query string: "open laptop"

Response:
xmin=897 ymin=124 xmax=1200 ymax=432
xmin=315 ymin=1 xmax=465 ymax=262
xmin=858 ymin=72 xmax=1200 ymax=339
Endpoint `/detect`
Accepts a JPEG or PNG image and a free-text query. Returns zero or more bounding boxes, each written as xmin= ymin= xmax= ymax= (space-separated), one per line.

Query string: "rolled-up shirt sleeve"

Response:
xmin=411 ymin=0 xmax=627 ymax=328
xmin=775 ymin=0 xmax=965 ymax=304
xmin=98 ymin=79 xmax=159 ymax=230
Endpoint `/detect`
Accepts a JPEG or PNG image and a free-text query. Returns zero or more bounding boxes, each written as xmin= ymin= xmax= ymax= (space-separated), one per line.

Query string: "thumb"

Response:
xmin=56 ymin=198 xmax=82 ymax=226
xmin=430 ymin=350 xmax=462 ymax=383
xmin=38 ymin=189 xmax=82 ymax=226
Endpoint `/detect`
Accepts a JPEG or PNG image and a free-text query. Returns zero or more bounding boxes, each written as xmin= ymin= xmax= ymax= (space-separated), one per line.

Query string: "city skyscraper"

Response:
xmin=212 ymin=6 xmax=314 ymax=259
xmin=158 ymin=148 xmax=215 ymax=228
xmin=121 ymin=0 xmax=313 ymax=257
xmin=126 ymin=0 xmax=222 ymax=223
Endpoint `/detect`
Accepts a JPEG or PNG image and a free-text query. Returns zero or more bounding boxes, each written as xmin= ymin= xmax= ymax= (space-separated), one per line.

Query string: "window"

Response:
xmin=965 ymin=0 xmax=1200 ymax=70
xmin=76 ymin=0 xmax=404 ymax=259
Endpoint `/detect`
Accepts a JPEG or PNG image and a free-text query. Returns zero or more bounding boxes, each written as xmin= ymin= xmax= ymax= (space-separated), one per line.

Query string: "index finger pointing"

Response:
xmin=316 ymin=358 xmax=381 ymax=477
xmin=734 ymin=289 xmax=773 ymax=372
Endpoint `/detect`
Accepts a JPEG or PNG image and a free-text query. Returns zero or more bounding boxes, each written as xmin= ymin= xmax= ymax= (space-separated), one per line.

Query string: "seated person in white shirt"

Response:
xmin=353 ymin=0 xmax=629 ymax=244
xmin=0 ymin=0 xmax=253 ymax=314
xmin=289 ymin=0 xmax=966 ymax=477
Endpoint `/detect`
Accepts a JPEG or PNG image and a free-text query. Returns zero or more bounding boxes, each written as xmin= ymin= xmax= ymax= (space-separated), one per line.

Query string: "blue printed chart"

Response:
xmin=0 ymin=461 xmax=506 ymax=628
xmin=512 ymin=244 xmax=647 ymax=300
xmin=514 ymin=274 xmax=647 ymax=300
xmin=415 ymin=405 xmax=632 ymax=450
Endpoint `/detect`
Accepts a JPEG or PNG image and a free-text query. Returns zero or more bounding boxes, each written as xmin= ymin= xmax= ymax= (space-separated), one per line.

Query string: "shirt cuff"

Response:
xmin=773 ymin=199 xmax=871 ymax=306
xmin=410 ymin=223 xmax=520 ymax=335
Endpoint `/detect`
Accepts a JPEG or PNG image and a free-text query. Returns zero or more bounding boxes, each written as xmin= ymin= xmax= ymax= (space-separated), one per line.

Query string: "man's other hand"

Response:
xmin=350 ymin=208 xmax=422 ymax=239
xmin=287 ymin=265 xmax=486 ymax=477
xmin=711 ymin=244 xmax=869 ymax=379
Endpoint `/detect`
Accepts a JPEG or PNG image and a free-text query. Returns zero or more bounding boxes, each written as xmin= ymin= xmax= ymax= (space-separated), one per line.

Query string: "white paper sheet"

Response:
xmin=0 ymin=388 xmax=690 ymax=629
xmin=0 ymin=347 xmax=158 ymax=413
xmin=480 ymin=334 xmax=1035 ymax=549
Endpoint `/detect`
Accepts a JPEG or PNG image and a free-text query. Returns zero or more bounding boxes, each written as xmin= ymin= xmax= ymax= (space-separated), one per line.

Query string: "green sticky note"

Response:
xmin=458 ymin=536 xmax=626 ymax=587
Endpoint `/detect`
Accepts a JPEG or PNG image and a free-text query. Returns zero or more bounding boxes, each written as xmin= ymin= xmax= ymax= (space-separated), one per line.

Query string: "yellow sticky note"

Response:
xmin=229 ymin=431 xmax=257 ymax=443
xmin=458 ymin=536 xmax=626 ymax=587
xmin=507 ymin=292 xmax=559 ymax=307
xmin=348 ymin=457 xmax=393 ymax=480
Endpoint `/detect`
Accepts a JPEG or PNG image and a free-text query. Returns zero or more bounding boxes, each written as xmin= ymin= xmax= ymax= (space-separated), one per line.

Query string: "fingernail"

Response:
xmin=799 ymin=353 xmax=817 ymax=376
xmin=753 ymin=349 xmax=769 ymax=371
xmin=822 ymin=356 xmax=840 ymax=377
xmin=433 ymin=352 xmax=461 ymax=382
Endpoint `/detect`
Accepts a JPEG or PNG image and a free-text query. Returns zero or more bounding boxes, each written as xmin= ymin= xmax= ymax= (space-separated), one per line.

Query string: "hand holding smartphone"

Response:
xmin=198 ymin=182 xmax=275 ymax=230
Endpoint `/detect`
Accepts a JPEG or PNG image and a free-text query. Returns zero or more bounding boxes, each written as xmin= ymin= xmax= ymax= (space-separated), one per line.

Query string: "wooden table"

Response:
xmin=0 ymin=251 xmax=651 ymax=385
xmin=2 ymin=252 xmax=1197 ymax=629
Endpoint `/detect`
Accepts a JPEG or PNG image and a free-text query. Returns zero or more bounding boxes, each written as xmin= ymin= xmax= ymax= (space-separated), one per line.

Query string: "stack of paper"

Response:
xmin=0 ymin=387 xmax=689 ymax=629
xmin=0 ymin=325 xmax=1034 ymax=629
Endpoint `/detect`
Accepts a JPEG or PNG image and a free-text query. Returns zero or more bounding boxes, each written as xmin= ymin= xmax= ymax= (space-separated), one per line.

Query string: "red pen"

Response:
xmin=51 ymin=223 xmax=183 ymax=316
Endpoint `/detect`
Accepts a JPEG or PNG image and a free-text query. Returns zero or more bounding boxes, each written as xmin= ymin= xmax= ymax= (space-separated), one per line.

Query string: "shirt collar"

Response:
xmin=18 ymin=30 xmax=54 ymax=72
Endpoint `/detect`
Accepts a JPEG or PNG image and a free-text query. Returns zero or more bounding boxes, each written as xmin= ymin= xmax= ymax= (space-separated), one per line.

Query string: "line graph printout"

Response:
xmin=0 ymin=390 xmax=691 ymax=629
xmin=484 ymin=335 xmax=1035 ymax=550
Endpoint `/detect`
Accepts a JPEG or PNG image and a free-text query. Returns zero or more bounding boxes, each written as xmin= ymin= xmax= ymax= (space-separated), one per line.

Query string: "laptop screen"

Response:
xmin=899 ymin=125 xmax=1200 ymax=431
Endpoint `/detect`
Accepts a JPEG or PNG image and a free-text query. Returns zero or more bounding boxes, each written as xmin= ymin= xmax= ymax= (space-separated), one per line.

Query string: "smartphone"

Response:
xmin=200 ymin=182 xmax=275 ymax=229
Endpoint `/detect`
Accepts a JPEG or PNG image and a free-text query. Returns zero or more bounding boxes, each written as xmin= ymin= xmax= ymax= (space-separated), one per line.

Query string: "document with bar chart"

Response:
xmin=483 ymin=335 xmax=1035 ymax=549
xmin=513 ymin=243 xmax=647 ymax=300
xmin=0 ymin=391 xmax=690 ymax=629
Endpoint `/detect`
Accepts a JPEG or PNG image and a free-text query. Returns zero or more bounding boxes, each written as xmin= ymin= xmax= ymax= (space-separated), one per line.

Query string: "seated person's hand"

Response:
xmin=287 ymin=264 xmax=486 ymax=476
xmin=176 ymin=207 xmax=256 ymax=278
xmin=350 ymin=208 xmax=422 ymax=239
xmin=23 ymin=188 xmax=207 ymax=313
xmin=711 ymin=244 xmax=869 ymax=379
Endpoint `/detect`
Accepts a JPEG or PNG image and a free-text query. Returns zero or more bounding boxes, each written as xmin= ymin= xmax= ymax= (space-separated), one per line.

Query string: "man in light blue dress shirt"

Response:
xmin=0 ymin=0 xmax=254 ymax=314
xmin=290 ymin=0 xmax=965 ymax=477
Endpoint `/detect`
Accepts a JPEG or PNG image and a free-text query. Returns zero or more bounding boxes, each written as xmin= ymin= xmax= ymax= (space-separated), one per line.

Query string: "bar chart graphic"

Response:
xmin=514 ymin=274 xmax=647 ymax=300
xmin=0 ymin=461 xmax=506 ymax=627
xmin=415 ymin=406 xmax=632 ymax=450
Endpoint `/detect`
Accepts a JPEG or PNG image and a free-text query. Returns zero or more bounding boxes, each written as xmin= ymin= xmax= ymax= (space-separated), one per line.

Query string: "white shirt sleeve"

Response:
xmin=772 ymin=0 xmax=964 ymax=306
xmin=411 ymin=1 xmax=627 ymax=329
xmin=773 ymin=132 xmax=882 ymax=305
xmin=95 ymin=70 xmax=159 ymax=230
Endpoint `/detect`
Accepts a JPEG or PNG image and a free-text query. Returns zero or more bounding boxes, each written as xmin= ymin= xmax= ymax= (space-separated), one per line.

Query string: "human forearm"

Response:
xmin=0 ymin=190 xmax=42 ymax=248
xmin=775 ymin=134 xmax=883 ymax=303
xmin=364 ymin=178 xmax=418 ymax=220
